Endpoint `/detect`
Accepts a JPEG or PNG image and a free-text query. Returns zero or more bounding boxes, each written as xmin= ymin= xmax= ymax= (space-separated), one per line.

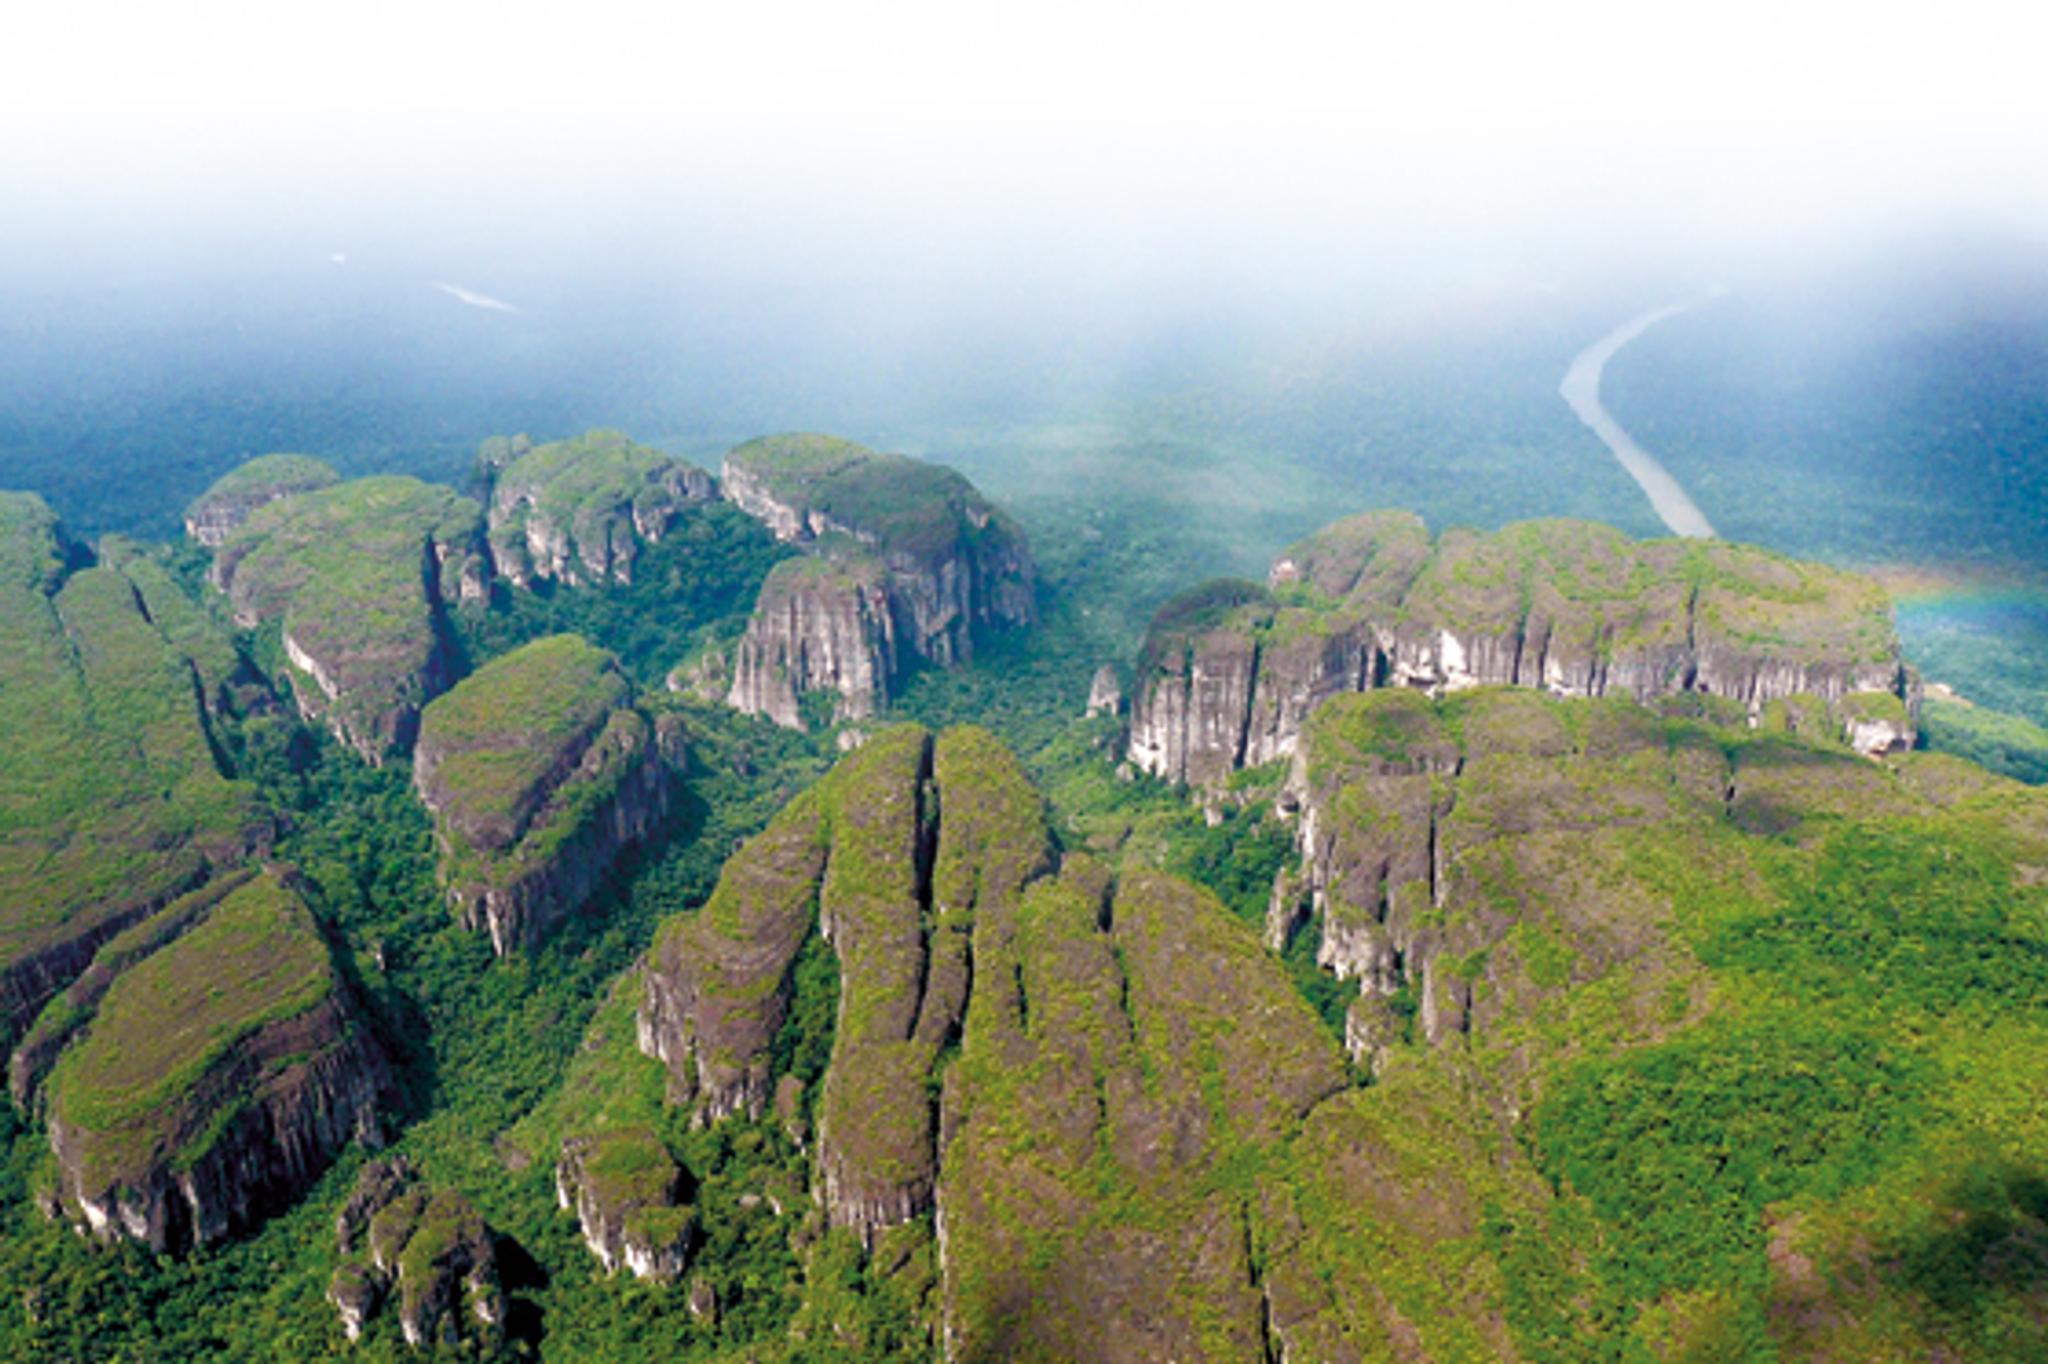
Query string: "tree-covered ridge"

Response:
xmin=211 ymin=474 xmax=491 ymax=759
xmin=0 ymin=497 xmax=268 ymax=1041
xmin=480 ymin=429 xmax=716 ymax=590
xmin=722 ymin=433 xmax=1021 ymax=562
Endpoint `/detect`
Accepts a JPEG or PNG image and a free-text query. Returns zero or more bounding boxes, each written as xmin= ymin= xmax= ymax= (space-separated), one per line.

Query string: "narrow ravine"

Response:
xmin=1561 ymin=290 xmax=1724 ymax=538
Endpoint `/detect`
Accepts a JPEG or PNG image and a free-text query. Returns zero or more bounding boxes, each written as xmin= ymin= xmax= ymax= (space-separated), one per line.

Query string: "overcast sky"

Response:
xmin=4 ymin=1 xmax=2046 ymax=284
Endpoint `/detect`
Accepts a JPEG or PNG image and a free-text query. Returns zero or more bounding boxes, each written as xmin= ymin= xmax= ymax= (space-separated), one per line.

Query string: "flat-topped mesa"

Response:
xmin=639 ymin=724 xmax=1051 ymax=1242
xmin=1130 ymin=512 xmax=1915 ymax=785
xmin=0 ymin=494 xmax=272 ymax=1044
xmin=478 ymin=429 xmax=717 ymax=589
xmin=719 ymin=434 xmax=1035 ymax=728
xmin=556 ymin=1126 xmax=698 ymax=1281
xmin=414 ymin=635 xmax=678 ymax=955
xmin=208 ymin=474 xmax=492 ymax=761
xmin=42 ymin=868 xmax=392 ymax=1255
xmin=182 ymin=454 xmax=339 ymax=547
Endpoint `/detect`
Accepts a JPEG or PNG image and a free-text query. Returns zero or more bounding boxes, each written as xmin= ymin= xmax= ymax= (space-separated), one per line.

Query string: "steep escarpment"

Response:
xmin=1276 ymin=685 xmax=1952 ymax=1071
xmin=208 ymin=474 xmax=492 ymax=760
xmin=1130 ymin=513 xmax=1915 ymax=784
xmin=478 ymin=429 xmax=717 ymax=589
xmin=0 ymin=494 xmax=272 ymax=1044
xmin=183 ymin=454 xmax=339 ymax=547
xmin=40 ymin=868 xmax=391 ymax=1254
xmin=414 ymin=635 xmax=679 ymax=954
xmin=641 ymin=725 xmax=1050 ymax=1242
xmin=329 ymin=1158 xmax=505 ymax=1350
xmin=720 ymin=435 xmax=1034 ymax=727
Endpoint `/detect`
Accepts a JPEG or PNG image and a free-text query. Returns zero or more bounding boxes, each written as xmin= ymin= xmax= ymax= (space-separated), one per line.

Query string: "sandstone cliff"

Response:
xmin=329 ymin=1159 xmax=505 ymax=1350
xmin=41 ymin=868 xmax=392 ymax=1254
xmin=182 ymin=454 xmax=339 ymax=547
xmin=640 ymin=725 xmax=1052 ymax=1245
xmin=720 ymin=435 xmax=1034 ymax=727
xmin=414 ymin=635 xmax=679 ymax=954
xmin=556 ymin=1126 xmax=697 ymax=1281
xmin=208 ymin=475 xmax=491 ymax=760
xmin=478 ymin=429 xmax=716 ymax=589
xmin=1130 ymin=513 xmax=1916 ymax=784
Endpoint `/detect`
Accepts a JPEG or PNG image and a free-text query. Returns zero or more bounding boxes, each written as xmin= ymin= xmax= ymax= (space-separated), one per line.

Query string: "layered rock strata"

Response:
xmin=720 ymin=434 xmax=1034 ymax=727
xmin=478 ymin=429 xmax=716 ymax=589
xmin=1130 ymin=513 xmax=1915 ymax=785
xmin=414 ymin=635 xmax=678 ymax=954
xmin=208 ymin=474 xmax=492 ymax=760
xmin=556 ymin=1127 xmax=697 ymax=1280
xmin=42 ymin=869 xmax=391 ymax=1254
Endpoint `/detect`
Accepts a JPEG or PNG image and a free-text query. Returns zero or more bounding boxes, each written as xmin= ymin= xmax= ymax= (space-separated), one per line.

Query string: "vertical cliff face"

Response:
xmin=478 ymin=429 xmax=717 ymax=589
xmin=718 ymin=435 xmax=1034 ymax=728
xmin=725 ymin=553 xmax=900 ymax=727
xmin=208 ymin=475 xmax=492 ymax=762
xmin=639 ymin=725 xmax=1051 ymax=1245
xmin=1130 ymin=513 xmax=1915 ymax=785
xmin=40 ymin=869 xmax=392 ymax=1255
xmin=183 ymin=455 xmax=340 ymax=547
xmin=413 ymin=635 xmax=680 ymax=954
xmin=555 ymin=1127 xmax=697 ymax=1281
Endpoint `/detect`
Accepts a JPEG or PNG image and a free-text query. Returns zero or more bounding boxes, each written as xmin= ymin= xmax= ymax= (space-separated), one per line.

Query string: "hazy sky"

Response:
xmin=4 ymin=1 xmax=2046 ymax=284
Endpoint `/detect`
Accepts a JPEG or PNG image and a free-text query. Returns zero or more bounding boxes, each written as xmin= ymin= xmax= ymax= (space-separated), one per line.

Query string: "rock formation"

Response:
xmin=640 ymin=725 xmax=1051 ymax=1244
xmin=0 ymin=494 xmax=272 ymax=1043
xmin=477 ymin=429 xmax=716 ymax=589
xmin=329 ymin=1160 xmax=504 ymax=1350
xmin=719 ymin=435 xmax=1034 ymax=727
xmin=208 ymin=474 xmax=492 ymax=760
xmin=182 ymin=454 xmax=339 ymax=547
xmin=1086 ymin=663 xmax=1124 ymax=717
xmin=1129 ymin=513 xmax=1916 ymax=784
xmin=40 ymin=868 xmax=391 ymax=1254
xmin=556 ymin=1127 xmax=697 ymax=1280
xmin=413 ymin=635 xmax=679 ymax=954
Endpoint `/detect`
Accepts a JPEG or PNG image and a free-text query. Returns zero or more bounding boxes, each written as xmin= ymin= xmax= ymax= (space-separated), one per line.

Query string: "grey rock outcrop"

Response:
xmin=718 ymin=435 xmax=1034 ymax=728
xmin=329 ymin=1164 xmax=504 ymax=1351
xmin=478 ymin=429 xmax=717 ymax=589
xmin=1131 ymin=514 xmax=1915 ymax=785
xmin=556 ymin=1128 xmax=697 ymax=1281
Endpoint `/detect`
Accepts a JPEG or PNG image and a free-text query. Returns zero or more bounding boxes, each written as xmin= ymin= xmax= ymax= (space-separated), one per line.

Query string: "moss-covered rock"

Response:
xmin=330 ymin=1160 xmax=504 ymax=1350
xmin=208 ymin=475 xmax=490 ymax=760
xmin=556 ymin=1126 xmax=697 ymax=1281
xmin=0 ymin=495 xmax=271 ymax=1042
xmin=43 ymin=868 xmax=391 ymax=1253
xmin=182 ymin=454 xmax=338 ymax=547
xmin=1135 ymin=512 xmax=1915 ymax=784
xmin=720 ymin=435 xmax=1035 ymax=727
xmin=414 ymin=634 xmax=678 ymax=953
xmin=479 ymin=428 xmax=716 ymax=589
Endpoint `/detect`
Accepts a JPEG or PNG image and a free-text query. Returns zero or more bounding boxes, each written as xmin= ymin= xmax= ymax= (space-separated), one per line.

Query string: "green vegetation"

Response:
xmin=1921 ymin=695 xmax=2048 ymax=784
xmin=46 ymin=871 xmax=339 ymax=1187
xmin=726 ymin=434 xmax=1016 ymax=558
xmin=454 ymin=500 xmax=787 ymax=688
xmin=482 ymin=429 xmax=714 ymax=589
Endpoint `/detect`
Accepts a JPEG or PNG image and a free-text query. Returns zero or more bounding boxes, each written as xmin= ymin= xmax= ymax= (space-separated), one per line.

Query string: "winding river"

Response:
xmin=1560 ymin=290 xmax=1724 ymax=538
